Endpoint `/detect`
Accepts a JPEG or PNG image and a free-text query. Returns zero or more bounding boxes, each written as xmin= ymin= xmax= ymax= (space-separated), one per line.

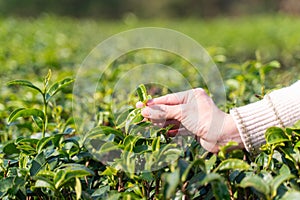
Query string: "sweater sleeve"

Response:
xmin=230 ymin=81 xmax=300 ymax=153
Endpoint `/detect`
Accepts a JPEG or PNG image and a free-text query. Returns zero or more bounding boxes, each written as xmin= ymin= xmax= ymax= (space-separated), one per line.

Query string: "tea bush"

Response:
xmin=1 ymin=65 xmax=300 ymax=199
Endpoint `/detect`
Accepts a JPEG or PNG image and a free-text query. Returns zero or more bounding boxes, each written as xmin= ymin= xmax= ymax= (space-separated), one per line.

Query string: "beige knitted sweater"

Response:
xmin=230 ymin=81 xmax=300 ymax=153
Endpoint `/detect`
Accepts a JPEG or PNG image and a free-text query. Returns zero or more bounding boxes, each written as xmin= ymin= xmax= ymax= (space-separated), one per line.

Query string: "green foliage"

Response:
xmin=7 ymin=69 xmax=74 ymax=138
xmin=2 ymin=71 xmax=300 ymax=200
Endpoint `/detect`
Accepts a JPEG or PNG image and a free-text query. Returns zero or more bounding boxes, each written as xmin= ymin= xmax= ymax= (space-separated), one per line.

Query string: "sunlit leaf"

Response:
xmin=46 ymin=77 xmax=74 ymax=102
xmin=265 ymin=127 xmax=289 ymax=145
xmin=152 ymin=136 xmax=160 ymax=152
xmin=162 ymin=168 xmax=180 ymax=199
xmin=239 ymin=175 xmax=270 ymax=197
xmin=200 ymin=173 xmax=223 ymax=185
xmin=36 ymin=136 xmax=53 ymax=153
xmin=205 ymin=154 xmax=217 ymax=173
xmin=34 ymin=179 xmax=55 ymax=190
xmin=281 ymin=191 xmax=300 ymax=200
xmin=8 ymin=108 xmax=44 ymax=124
xmin=101 ymin=166 xmax=118 ymax=176
xmin=54 ymin=165 xmax=93 ymax=189
xmin=75 ymin=177 xmax=82 ymax=200
xmin=271 ymin=167 xmax=294 ymax=198
xmin=136 ymin=84 xmax=148 ymax=103
xmin=125 ymin=108 xmax=143 ymax=134
xmin=218 ymin=141 xmax=238 ymax=160
xmin=7 ymin=80 xmax=43 ymax=94
xmin=44 ymin=69 xmax=52 ymax=88
xmin=215 ymin=158 xmax=250 ymax=172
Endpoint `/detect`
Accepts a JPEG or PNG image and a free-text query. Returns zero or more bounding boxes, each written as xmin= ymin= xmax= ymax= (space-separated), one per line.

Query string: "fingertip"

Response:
xmin=135 ymin=101 xmax=144 ymax=108
xmin=146 ymin=99 xmax=154 ymax=105
xmin=142 ymin=117 xmax=149 ymax=122
xmin=141 ymin=108 xmax=150 ymax=117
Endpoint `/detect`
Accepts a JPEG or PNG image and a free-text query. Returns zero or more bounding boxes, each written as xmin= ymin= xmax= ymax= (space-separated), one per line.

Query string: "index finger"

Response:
xmin=146 ymin=89 xmax=193 ymax=105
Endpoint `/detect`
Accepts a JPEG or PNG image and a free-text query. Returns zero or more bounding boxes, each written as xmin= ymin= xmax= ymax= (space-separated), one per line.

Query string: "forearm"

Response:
xmin=230 ymin=81 xmax=300 ymax=153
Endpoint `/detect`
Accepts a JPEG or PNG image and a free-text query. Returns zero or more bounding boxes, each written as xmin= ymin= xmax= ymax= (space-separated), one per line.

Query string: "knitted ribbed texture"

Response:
xmin=230 ymin=81 xmax=300 ymax=153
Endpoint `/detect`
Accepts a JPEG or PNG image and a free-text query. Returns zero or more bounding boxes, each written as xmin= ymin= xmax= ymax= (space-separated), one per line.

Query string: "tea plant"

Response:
xmin=1 ymin=69 xmax=300 ymax=200
xmin=7 ymin=69 xmax=74 ymax=137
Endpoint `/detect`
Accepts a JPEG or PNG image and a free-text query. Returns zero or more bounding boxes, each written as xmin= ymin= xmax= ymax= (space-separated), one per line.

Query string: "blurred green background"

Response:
xmin=0 ymin=0 xmax=300 ymax=96
xmin=0 ymin=0 xmax=296 ymax=19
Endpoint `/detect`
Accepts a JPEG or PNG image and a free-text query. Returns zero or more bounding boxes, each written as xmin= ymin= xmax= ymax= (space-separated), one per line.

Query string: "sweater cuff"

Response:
xmin=230 ymin=81 xmax=300 ymax=153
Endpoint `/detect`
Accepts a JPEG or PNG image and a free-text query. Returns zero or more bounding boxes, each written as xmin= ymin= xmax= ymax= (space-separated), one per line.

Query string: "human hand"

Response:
xmin=136 ymin=88 xmax=244 ymax=152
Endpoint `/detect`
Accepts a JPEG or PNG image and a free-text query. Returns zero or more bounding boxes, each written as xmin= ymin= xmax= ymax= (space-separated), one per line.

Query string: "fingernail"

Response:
xmin=146 ymin=99 xmax=154 ymax=105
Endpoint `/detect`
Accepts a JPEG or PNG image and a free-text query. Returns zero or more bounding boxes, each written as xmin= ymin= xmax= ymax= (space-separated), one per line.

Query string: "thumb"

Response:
xmin=141 ymin=104 xmax=182 ymax=120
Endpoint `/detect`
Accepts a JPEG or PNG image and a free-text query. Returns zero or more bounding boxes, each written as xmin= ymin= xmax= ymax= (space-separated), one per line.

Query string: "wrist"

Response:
xmin=218 ymin=114 xmax=244 ymax=149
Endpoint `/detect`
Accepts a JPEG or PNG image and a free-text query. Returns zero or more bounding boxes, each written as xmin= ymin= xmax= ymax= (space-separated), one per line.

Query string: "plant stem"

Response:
xmin=118 ymin=172 xmax=124 ymax=192
xmin=155 ymin=178 xmax=160 ymax=195
xmin=42 ymin=94 xmax=48 ymax=138
xmin=266 ymin=148 xmax=274 ymax=170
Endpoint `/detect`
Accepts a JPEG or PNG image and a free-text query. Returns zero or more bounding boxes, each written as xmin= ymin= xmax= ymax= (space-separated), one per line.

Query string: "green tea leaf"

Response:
xmin=265 ymin=60 xmax=280 ymax=70
xmin=152 ymin=136 xmax=160 ymax=152
xmin=205 ymin=154 xmax=217 ymax=173
xmin=2 ymin=141 xmax=20 ymax=155
xmin=87 ymin=126 xmax=124 ymax=141
xmin=136 ymin=84 xmax=148 ymax=103
xmin=35 ymin=170 xmax=55 ymax=179
xmin=115 ymin=108 xmax=133 ymax=129
xmin=75 ymin=177 xmax=82 ymax=200
xmin=30 ymin=152 xmax=46 ymax=176
xmin=162 ymin=168 xmax=180 ymax=199
xmin=125 ymin=108 xmax=143 ymax=134
xmin=16 ymin=137 xmax=39 ymax=145
xmin=239 ymin=175 xmax=270 ymax=197
xmin=123 ymin=135 xmax=142 ymax=152
xmin=0 ymin=177 xmax=14 ymax=193
xmin=271 ymin=173 xmax=294 ymax=198
xmin=218 ymin=141 xmax=238 ymax=160
xmin=32 ymin=179 xmax=56 ymax=191
xmin=156 ymin=143 xmax=181 ymax=163
xmin=32 ymin=115 xmax=44 ymax=130
xmin=211 ymin=181 xmax=230 ymax=200
xmin=255 ymin=152 xmax=270 ymax=168
xmin=44 ymin=69 xmax=52 ymax=88
xmin=32 ymin=171 xmax=56 ymax=191
xmin=140 ymin=172 xmax=154 ymax=182
xmin=265 ymin=127 xmax=289 ymax=145
xmin=101 ymin=166 xmax=118 ymax=176
xmin=91 ymin=186 xmax=110 ymax=199
xmin=107 ymin=191 xmax=121 ymax=200
xmin=46 ymin=77 xmax=74 ymax=102
xmin=36 ymin=136 xmax=53 ymax=153
xmin=215 ymin=158 xmax=250 ymax=172
xmin=8 ymin=108 xmax=45 ymax=124
xmin=99 ymin=141 xmax=119 ymax=154
xmin=181 ymin=159 xmax=205 ymax=182
xmin=54 ymin=170 xmax=65 ymax=189
xmin=54 ymin=165 xmax=94 ymax=189
xmin=7 ymin=80 xmax=43 ymax=94
xmin=281 ymin=191 xmax=300 ymax=200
